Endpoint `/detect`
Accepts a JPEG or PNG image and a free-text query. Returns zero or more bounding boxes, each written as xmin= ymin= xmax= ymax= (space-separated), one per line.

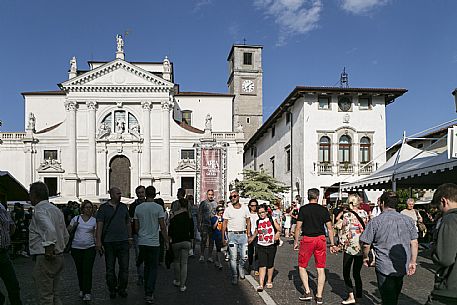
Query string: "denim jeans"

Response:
xmin=172 ymin=241 xmax=191 ymax=287
xmin=139 ymin=245 xmax=160 ymax=297
xmin=103 ymin=241 xmax=129 ymax=293
xmin=70 ymin=247 xmax=96 ymax=294
xmin=0 ymin=249 xmax=22 ymax=305
xmin=133 ymin=234 xmax=144 ymax=279
xmin=227 ymin=232 xmax=248 ymax=278
xmin=376 ymin=271 xmax=404 ymax=305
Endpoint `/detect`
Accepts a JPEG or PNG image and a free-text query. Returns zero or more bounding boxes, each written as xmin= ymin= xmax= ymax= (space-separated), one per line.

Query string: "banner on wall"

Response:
xmin=199 ymin=148 xmax=223 ymax=202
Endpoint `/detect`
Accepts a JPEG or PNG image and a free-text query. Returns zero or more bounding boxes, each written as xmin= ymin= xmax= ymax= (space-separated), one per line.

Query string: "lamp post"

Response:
xmin=452 ymin=89 xmax=457 ymax=112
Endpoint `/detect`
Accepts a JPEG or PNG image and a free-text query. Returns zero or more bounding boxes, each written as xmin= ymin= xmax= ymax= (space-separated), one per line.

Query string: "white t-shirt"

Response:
xmin=223 ymin=204 xmax=250 ymax=232
xmin=256 ymin=217 xmax=276 ymax=247
xmin=70 ymin=216 xmax=96 ymax=249
xmin=249 ymin=212 xmax=259 ymax=235
xmin=134 ymin=201 xmax=165 ymax=247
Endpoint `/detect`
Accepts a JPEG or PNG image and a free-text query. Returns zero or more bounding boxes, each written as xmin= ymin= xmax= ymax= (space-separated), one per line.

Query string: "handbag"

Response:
xmin=415 ymin=210 xmax=427 ymax=235
xmin=64 ymin=216 xmax=80 ymax=253
xmin=165 ymin=246 xmax=174 ymax=269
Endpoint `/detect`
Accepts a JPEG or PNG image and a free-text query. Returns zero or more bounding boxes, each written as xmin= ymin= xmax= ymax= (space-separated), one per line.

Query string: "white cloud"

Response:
xmin=339 ymin=0 xmax=390 ymax=15
xmin=254 ymin=0 xmax=323 ymax=45
xmin=193 ymin=0 xmax=212 ymax=12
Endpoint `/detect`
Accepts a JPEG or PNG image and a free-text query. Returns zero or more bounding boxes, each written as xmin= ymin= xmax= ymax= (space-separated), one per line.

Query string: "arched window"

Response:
xmin=338 ymin=135 xmax=352 ymax=163
xmin=319 ymin=136 xmax=331 ymax=163
xmin=360 ymin=137 xmax=371 ymax=163
xmin=101 ymin=110 xmax=139 ymax=135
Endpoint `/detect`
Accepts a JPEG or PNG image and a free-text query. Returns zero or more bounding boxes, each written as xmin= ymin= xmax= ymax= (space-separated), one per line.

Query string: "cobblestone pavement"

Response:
xmin=3 ymin=239 xmax=435 ymax=305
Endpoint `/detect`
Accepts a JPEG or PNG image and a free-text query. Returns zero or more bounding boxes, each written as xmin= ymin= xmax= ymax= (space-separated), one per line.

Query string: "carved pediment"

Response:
xmin=37 ymin=159 xmax=65 ymax=173
xmin=60 ymin=59 xmax=174 ymax=92
xmin=175 ymin=159 xmax=196 ymax=172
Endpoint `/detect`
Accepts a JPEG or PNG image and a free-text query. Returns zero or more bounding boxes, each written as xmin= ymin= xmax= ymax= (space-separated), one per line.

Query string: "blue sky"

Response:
xmin=0 ymin=0 xmax=456 ymax=145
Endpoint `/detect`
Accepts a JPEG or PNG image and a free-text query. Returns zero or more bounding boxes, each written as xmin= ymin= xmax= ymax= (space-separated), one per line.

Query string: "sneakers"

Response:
xmin=315 ymin=297 xmax=323 ymax=304
xmin=299 ymin=291 xmax=313 ymax=301
xmin=189 ymin=249 xmax=194 ymax=257
xmin=145 ymin=295 xmax=154 ymax=304
xmin=180 ymin=286 xmax=187 ymax=292
xmin=207 ymin=257 xmax=214 ymax=263
xmin=341 ymin=299 xmax=356 ymax=304
xmin=199 ymin=255 xmax=205 ymax=262
xmin=215 ymin=262 xmax=223 ymax=270
xmin=82 ymin=294 xmax=91 ymax=301
xmin=239 ymin=270 xmax=245 ymax=280
xmin=279 ymin=239 xmax=284 ymax=247
xmin=173 ymin=280 xmax=181 ymax=287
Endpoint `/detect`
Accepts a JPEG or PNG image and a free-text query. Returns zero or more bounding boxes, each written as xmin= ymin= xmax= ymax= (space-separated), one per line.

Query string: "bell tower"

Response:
xmin=227 ymin=44 xmax=263 ymax=140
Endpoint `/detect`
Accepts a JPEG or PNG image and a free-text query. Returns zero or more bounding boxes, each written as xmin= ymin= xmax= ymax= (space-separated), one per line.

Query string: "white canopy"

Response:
xmin=342 ymin=144 xmax=457 ymax=190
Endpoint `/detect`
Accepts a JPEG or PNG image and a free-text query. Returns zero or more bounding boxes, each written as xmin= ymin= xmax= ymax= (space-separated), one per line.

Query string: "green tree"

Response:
xmin=235 ymin=169 xmax=290 ymax=202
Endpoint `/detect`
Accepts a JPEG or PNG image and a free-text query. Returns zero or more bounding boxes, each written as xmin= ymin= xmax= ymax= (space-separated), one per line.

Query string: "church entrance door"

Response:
xmin=109 ymin=155 xmax=131 ymax=197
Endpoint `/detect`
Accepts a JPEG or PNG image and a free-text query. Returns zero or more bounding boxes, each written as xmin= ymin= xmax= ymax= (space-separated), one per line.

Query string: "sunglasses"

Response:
xmin=229 ymin=195 xmax=239 ymax=199
xmin=249 ymin=204 xmax=257 ymax=207
xmin=258 ymin=211 xmax=267 ymax=214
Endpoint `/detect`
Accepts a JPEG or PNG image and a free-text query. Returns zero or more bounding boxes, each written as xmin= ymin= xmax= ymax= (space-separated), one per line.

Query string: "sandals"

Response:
xmin=266 ymin=283 xmax=273 ymax=289
xmin=256 ymin=285 xmax=264 ymax=292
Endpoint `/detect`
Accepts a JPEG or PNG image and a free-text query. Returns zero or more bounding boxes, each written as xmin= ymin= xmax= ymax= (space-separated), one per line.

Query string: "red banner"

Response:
xmin=200 ymin=148 xmax=223 ymax=202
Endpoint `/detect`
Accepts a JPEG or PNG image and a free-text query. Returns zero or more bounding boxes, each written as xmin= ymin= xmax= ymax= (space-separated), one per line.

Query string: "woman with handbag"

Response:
xmin=338 ymin=194 xmax=368 ymax=304
xmin=67 ymin=200 xmax=97 ymax=301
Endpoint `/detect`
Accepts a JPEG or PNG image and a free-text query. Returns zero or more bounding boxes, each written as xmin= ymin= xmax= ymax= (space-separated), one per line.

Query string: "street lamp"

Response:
xmin=453 ymin=89 xmax=457 ymax=112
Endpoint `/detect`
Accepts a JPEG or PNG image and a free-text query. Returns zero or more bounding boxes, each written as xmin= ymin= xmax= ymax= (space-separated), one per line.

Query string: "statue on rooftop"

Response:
xmin=27 ymin=113 xmax=36 ymax=131
xmin=70 ymin=56 xmax=77 ymax=74
xmin=205 ymin=114 xmax=212 ymax=131
xmin=116 ymin=34 xmax=124 ymax=53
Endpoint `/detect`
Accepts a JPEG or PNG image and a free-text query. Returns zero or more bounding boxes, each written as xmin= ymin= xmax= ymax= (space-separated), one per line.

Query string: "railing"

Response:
xmin=0 ymin=132 xmax=26 ymax=140
xmin=338 ymin=163 xmax=354 ymax=175
xmin=212 ymin=132 xmax=236 ymax=140
xmin=358 ymin=163 xmax=373 ymax=175
xmin=317 ymin=162 xmax=333 ymax=175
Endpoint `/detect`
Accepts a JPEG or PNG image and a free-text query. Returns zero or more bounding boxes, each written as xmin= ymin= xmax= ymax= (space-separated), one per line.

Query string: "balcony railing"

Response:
xmin=212 ymin=132 xmax=236 ymax=140
xmin=317 ymin=162 xmax=333 ymax=175
xmin=0 ymin=132 xmax=26 ymax=141
xmin=358 ymin=163 xmax=373 ymax=175
xmin=338 ymin=163 xmax=354 ymax=175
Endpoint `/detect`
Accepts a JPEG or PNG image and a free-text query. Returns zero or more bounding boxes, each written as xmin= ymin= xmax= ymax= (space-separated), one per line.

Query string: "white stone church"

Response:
xmin=0 ymin=36 xmax=264 ymax=203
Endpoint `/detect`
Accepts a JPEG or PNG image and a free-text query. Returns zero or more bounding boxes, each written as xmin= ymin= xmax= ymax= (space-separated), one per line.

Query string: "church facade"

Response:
xmin=0 ymin=37 xmax=263 ymax=203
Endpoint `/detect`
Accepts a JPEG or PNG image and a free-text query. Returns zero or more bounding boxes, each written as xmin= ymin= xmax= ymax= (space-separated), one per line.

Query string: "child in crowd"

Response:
xmin=211 ymin=206 xmax=225 ymax=270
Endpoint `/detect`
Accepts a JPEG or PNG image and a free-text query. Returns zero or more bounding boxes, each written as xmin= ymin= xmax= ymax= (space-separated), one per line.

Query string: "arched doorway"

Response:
xmin=109 ymin=155 xmax=131 ymax=197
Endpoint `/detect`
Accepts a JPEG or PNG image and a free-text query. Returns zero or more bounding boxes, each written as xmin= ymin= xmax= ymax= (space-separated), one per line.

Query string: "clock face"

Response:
xmin=338 ymin=96 xmax=352 ymax=112
xmin=242 ymin=79 xmax=255 ymax=93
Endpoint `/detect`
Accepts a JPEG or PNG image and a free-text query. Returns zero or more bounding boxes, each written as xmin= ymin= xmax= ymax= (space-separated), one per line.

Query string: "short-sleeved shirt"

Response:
xmin=134 ymin=201 xmax=165 ymax=247
xmin=249 ymin=212 xmax=259 ymax=235
xmin=291 ymin=207 xmax=299 ymax=224
xmin=96 ymin=202 xmax=130 ymax=243
xmin=297 ymin=203 xmax=331 ymax=237
xmin=223 ymin=204 xmax=250 ymax=232
xmin=211 ymin=216 xmax=224 ymax=242
xmin=360 ymin=210 xmax=418 ymax=276
xmin=70 ymin=216 xmax=96 ymax=249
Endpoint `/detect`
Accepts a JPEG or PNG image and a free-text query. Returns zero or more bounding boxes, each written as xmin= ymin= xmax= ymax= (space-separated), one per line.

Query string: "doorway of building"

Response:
xmin=181 ymin=177 xmax=194 ymax=198
xmin=44 ymin=177 xmax=58 ymax=197
xmin=109 ymin=155 xmax=131 ymax=197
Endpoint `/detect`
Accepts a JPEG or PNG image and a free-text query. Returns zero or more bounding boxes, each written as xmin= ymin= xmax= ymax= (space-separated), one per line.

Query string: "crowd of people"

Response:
xmin=0 ymin=181 xmax=456 ymax=305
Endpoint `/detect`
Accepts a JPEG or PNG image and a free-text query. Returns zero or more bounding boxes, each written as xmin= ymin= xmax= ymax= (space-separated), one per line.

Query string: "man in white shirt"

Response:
xmin=222 ymin=191 xmax=251 ymax=285
xmin=29 ymin=181 xmax=69 ymax=305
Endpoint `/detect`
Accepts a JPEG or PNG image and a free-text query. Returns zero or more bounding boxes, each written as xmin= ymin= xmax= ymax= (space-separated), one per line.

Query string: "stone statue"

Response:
xmin=205 ymin=114 xmax=212 ymax=131
xmin=116 ymin=118 xmax=125 ymax=133
xmin=70 ymin=56 xmax=77 ymax=73
xmin=235 ymin=122 xmax=244 ymax=133
xmin=163 ymin=56 xmax=171 ymax=73
xmin=27 ymin=113 xmax=36 ymax=131
xmin=116 ymin=34 xmax=124 ymax=53
xmin=97 ymin=122 xmax=110 ymax=139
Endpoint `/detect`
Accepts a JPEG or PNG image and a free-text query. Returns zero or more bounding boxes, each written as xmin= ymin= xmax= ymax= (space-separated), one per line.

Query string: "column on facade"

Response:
xmin=65 ymin=100 xmax=78 ymax=175
xmin=161 ymin=98 xmax=172 ymax=175
xmin=86 ymin=101 xmax=97 ymax=175
xmin=141 ymin=101 xmax=152 ymax=176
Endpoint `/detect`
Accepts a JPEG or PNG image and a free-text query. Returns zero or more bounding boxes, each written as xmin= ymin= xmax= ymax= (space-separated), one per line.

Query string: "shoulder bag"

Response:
xmin=64 ymin=216 xmax=80 ymax=253
xmin=101 ymin=203 xmax=122 ymax=243
xmin=414 ymin=209 xmax=427 ymax=236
